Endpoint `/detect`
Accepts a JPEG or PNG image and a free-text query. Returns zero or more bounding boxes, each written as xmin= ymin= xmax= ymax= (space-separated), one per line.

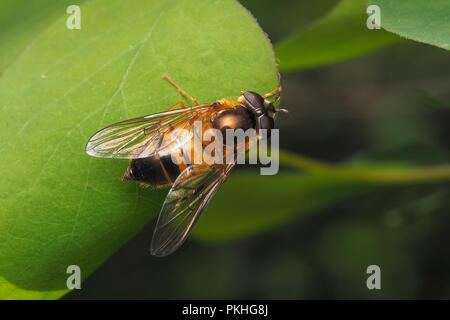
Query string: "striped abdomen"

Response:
xmin=122 ymin=154 xmax=181 ymax=188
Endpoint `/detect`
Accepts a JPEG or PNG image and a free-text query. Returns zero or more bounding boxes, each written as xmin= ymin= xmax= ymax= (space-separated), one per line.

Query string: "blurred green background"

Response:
xmin=63 ymin=0 xmax=450 ymax=299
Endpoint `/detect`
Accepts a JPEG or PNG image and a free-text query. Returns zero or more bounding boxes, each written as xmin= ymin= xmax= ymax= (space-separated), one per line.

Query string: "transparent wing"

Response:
xmin=86 ymin=104 xmax=211 ymax=159
xmin=150 ymin=162 xmax=235 ymax=257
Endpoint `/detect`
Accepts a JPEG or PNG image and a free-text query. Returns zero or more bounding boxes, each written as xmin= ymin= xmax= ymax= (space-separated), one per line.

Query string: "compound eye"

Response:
xmin=243 ymin=91 xmax=264 ymax=110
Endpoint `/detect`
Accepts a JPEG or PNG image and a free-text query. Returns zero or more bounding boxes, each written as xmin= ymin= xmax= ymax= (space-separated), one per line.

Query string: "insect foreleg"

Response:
xmin=262 ymin=87 xmax=282 ymax=99
xmin=162 ymin=74 xmax=198 ymax=105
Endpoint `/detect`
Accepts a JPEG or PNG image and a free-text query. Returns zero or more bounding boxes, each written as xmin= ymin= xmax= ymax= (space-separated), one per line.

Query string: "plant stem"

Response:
xmin=278 ymin=150 xmax=450 ymax=184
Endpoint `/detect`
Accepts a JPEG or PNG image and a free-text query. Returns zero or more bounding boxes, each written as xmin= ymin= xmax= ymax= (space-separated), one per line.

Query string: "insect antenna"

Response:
xmin=275 ymin=108 xmax=289 ymax=119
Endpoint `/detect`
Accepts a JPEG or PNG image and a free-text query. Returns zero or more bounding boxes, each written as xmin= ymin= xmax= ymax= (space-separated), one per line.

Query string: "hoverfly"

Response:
xmin=86 ymin=75 xmax=282 ymax=257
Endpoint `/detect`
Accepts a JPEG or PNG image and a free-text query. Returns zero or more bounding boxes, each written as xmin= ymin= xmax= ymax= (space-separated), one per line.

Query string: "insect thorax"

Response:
xmin=211 ymin=105 xmax=256 ymax=137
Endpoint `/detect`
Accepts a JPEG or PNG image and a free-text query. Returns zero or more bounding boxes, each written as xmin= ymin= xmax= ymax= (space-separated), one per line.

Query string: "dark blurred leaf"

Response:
xmin=239 ymin=0 xmax=340 ymax=43
xmin=275 ymin=0 xmax=401 ymax=72
xmin=193 ymin=154 xmax=450 ymax=242
xmin=315 ymin=222 xmax=418 ymax=298
xmin=368 ymin=0 xmax=450 ymax=51
xmin=193 ymin=172 xmax=368 ymax=242
xmin=419 ymin=92 xmax=450 ymax=110
xmin=359 ymin=95 xmax=450 ymax=166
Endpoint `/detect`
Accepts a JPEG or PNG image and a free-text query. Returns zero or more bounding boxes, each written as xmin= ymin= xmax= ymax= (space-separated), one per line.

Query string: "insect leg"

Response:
xmin=162 ymin=74 xmax=198 ymax=105
xmin=262 ymin=87 xmax=282 ymax=99
xmin=168 ymin=101 xmax=186 ymax=111
xmin=154 ymin=102 xmax=186 ymax=129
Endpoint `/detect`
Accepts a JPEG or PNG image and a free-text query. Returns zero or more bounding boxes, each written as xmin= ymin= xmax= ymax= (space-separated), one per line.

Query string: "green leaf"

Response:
xmin=368 ymin=0 xmax=450 ymax=51
xmin=275 ymin=0 xmax=402 ymax=72
xmin=0 ymin=0 xmax=87 ymax=75
xmin=0 ymin=0 xmax=279 ymax=299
